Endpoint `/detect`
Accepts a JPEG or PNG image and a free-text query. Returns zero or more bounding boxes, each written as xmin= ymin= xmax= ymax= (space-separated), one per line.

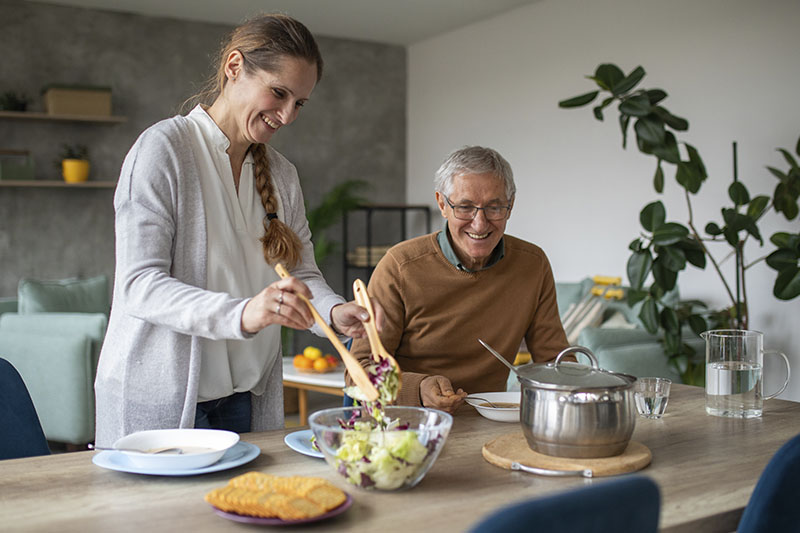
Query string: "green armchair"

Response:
xmin=555 ymin=278 xmax=703 ymax=383
xmin=0 ymin=276 xmax=109 ymax=445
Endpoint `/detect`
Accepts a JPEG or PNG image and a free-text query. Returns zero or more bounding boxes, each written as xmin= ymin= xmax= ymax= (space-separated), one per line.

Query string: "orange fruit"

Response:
xmin=313 ymin=358 xmax=329 ymax=372
xmin=293 ymin=354 xmax=313 ymax=369
xmin=303 ymin=346 xmax=323 ymax=360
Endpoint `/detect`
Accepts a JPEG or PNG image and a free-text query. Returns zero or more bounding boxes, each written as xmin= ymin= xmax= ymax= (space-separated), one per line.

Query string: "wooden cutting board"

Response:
xmin=483 ymin=432 xmax=651 ymax=477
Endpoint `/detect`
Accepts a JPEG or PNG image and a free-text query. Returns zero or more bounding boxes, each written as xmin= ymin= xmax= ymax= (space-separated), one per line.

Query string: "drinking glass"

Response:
xmin=702 ymin=329 xmax=791 ymax=418
xmin=634 ymin=377 xmax=671 ymax=419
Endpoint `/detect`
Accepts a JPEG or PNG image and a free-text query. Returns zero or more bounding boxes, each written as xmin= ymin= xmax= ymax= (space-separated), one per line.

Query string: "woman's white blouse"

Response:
xmin=186 ymin=105 xmax=281 ymax=401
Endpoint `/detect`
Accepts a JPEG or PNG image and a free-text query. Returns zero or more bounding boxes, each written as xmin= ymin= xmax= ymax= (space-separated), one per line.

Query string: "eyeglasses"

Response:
xmin=443 ymin=195 xmax=511 ymax=221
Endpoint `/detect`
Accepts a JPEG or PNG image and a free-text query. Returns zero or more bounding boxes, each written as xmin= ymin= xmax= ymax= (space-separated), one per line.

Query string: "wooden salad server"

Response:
xmin=353 ymin=278 xmax=402 ymax=393
xmin=274 ymin=264 xmax=378 ymax=401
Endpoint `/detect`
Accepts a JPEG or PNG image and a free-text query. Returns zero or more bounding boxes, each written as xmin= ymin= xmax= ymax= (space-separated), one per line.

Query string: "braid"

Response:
xmin=250 ymin=143 xmax=303 ymax=269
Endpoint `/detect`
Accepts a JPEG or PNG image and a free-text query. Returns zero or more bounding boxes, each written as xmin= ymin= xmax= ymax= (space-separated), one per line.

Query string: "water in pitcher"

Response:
xmin=705 ymin=361 xmax=763 ymax=418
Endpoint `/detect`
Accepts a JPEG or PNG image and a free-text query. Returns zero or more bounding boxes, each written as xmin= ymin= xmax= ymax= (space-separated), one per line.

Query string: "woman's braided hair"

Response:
xmin=187 ymin=14 xmax=323 ymax=268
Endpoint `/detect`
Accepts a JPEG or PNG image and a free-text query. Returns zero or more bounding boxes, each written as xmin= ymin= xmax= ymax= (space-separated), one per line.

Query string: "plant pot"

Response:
xmin=62 ymin=159 xmax=90 ymax=182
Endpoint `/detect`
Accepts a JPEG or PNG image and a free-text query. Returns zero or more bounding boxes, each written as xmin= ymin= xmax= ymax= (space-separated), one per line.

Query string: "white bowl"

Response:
xmin=112 ymin=429 xmax=239 ymax=470
xmin=465 ymin=392 xmax=521 ymax=422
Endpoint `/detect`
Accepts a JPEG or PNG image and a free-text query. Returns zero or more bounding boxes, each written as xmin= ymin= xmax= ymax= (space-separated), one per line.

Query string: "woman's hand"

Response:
xmin=420 ymin=375 xmax=467 ymax=414
xmin=330 ymin=298 xmax=385 ymax=339
xmin=241 ymin=277 xmax=314 ymax=334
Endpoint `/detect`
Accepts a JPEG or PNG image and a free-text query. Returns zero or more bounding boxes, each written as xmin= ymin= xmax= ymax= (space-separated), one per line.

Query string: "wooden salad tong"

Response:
xmin=274 ymin=264 xmax=378 ymax=401
xmin=353 ymin=279 xmax=402 ymax=393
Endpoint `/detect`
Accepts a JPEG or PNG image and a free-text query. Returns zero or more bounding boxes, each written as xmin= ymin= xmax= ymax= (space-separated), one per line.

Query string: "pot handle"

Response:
xmin=554 ymin=346 xmax=599 ymax=369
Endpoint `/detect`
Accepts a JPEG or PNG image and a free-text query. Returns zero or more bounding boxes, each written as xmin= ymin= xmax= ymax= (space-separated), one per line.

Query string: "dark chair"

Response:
xmin=468 ymin=476 xmax=660 ymax=533
xmin=0 ymin=357 xmax=51 ymax=460
xmin=737 ymin=432 xmax=800 ymax=533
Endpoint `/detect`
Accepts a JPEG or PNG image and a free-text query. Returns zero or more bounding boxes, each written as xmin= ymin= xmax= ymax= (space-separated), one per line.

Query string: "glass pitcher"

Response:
xmin=702 ymin=329 xmax=791 ymax=418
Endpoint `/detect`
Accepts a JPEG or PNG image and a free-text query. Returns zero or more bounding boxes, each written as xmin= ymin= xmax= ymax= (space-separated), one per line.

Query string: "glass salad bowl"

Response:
xmin=308 ymin=406 xmax=452 ymax=491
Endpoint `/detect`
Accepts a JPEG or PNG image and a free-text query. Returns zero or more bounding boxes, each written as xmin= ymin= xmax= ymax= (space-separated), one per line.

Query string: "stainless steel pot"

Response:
xmin=517 ymin=346 xmax=637 ymax=458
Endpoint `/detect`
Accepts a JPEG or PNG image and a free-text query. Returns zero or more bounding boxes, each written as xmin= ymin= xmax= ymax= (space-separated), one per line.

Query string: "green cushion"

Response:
xmin=18 ymin=276 xmax=109 ymax=315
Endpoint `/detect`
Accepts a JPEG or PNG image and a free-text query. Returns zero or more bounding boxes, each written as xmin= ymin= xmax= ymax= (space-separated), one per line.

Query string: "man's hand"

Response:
xmin=420 ymin=375 xmax=467 ymax=414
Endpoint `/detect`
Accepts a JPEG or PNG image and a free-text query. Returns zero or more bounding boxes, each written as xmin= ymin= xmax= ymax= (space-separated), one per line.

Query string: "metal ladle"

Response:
xmin=478 ymin=339 xmax=520 ymax=377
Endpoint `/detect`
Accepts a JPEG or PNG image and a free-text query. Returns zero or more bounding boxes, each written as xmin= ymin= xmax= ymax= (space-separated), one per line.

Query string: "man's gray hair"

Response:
xmin=433 ymin=146 xmax=516 ymax=200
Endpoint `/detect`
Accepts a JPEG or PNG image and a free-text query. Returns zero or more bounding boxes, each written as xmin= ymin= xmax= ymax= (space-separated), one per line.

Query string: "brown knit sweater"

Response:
xmin=350 ymin=232 xmax=568 ymax=406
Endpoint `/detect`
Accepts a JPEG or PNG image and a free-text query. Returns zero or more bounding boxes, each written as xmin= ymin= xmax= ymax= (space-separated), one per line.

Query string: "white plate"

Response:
xmin=92 ymin=441 xmax=260 ymax=476
xmin=284 ymin=429 xmax=323 ymax=458
xmin=465 ymin=392 xmax=521 ymax=422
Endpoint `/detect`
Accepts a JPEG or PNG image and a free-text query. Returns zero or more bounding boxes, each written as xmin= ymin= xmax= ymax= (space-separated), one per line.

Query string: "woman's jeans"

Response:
xmin=195 ymin=391 xmax=251 ymax=433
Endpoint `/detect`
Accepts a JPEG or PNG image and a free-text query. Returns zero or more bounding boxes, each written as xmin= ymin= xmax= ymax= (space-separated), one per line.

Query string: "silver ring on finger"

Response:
xmin=276 ymin=303 xmax=281 ymax=315
xmin=278 ymin=290 xmax=284 ymax=304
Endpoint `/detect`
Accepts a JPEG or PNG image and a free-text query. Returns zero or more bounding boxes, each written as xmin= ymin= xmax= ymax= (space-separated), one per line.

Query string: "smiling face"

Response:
xmin=216 ymin=52 xmax=318 ymax=151
xmin=436 ymin=171 xmax=513 ymax=271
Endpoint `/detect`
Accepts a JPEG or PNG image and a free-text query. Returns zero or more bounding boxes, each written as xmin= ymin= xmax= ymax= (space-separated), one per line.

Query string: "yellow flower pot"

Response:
xmin=62 ymin=159 xmax=90 ymax=183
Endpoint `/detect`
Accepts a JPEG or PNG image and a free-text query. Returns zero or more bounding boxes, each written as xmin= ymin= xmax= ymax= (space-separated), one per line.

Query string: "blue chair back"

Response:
xmin=0 ymin=357 xmax=50 ymax=459
xmin=469 ymin=476 xmax=660 ymax=533
xmin=737 ymin=432 xmax=800 ymax=533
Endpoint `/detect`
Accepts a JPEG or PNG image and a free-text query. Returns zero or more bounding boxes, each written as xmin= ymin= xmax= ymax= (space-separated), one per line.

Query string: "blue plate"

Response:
xmin=92 ymin=441 xmax=260 ymax=476
xmin=284 ymin=429 xmax=323 ymax=458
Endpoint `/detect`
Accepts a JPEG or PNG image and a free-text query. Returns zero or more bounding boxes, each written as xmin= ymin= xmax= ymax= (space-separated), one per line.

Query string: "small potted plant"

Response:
xmin=0 ymin=91 xmax=31 ymax=111
xmin=59 ymin=144 xmax=90 ymax=183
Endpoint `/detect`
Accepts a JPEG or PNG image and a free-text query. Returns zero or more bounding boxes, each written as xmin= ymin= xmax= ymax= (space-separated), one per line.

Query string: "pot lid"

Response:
xmin=517 ymin=346 xmax=635 ymax=390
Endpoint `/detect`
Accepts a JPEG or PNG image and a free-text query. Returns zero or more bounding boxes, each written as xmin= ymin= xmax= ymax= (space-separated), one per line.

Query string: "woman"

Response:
xmin=95 ymin=14 xmax=379 ymax=446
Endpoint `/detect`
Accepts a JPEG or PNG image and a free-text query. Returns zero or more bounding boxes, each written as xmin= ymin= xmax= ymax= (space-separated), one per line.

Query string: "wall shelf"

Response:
xmin=0 ymin=110 xmax=127 ymax=124
xmin=0 ymin=180 xmax=116 ymax=188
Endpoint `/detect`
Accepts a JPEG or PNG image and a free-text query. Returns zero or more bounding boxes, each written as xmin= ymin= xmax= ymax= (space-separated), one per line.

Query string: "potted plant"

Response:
xmin=59 ymin=144 xmax=90 ymax=183
xmin=559 ymin=63 xmax=800 ymax=384
xmin=0 ymin=91 xmax=30 ymax=112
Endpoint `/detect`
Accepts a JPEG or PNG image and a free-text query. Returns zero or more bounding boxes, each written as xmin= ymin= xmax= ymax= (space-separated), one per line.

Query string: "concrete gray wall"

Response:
xmin=0 ymin=0 xmax=407 ymax=309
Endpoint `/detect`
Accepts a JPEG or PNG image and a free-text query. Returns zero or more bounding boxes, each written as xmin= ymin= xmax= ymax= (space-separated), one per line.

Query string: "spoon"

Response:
xmin=274 ymin=264 xmax=379 ymax=402
xmin=88 ymin=444 xmax=183 ymax=454
xmin=478 ymin=339 xmax=520 ymax=377
xmin=467 ymin=396 xmax=500 ymax=408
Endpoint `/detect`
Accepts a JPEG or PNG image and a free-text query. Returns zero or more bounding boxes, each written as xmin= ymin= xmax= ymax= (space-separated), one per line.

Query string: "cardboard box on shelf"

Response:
xmin=42 ymin=85 xmax=112 ymax=116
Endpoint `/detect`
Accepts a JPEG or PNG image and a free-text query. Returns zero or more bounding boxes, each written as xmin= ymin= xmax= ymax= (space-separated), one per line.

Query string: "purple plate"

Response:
xmin=210 ymin=493 xmax=353 ymax=525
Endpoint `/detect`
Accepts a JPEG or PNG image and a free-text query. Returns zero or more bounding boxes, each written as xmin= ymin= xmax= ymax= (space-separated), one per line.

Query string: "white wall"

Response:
xmin=408 ymin=0 xmax=800 ymax=400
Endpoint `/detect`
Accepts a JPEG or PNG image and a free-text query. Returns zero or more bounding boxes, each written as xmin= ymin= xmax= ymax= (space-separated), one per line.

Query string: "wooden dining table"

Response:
xmin=1 ymin=384 xmax=798 ymax=532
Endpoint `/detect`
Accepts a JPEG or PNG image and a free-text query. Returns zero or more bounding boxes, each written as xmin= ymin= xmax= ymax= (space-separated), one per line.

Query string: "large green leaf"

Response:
xmin=619 ymin=114 xmax=631 ymax=149
xmin=774 ymin=267 xmax=800 ymax=300
xmin=660 ymin=307 xmax=680 ymax=333
xmin=767 ymin=166 xmax=789 ymax=182
xmin=654 ymin=106 xmax=689 ymax=131
xmin=705 ymin=222 xmax=723 ymax=236
xmin=646 ymin=89 xmax=668 ymax=105
xmin=676 ymin=238 xmax=707 ymax=268
xmin=769 ymin=232 xmax=800 ymax=249
xmin=766 ymin=249 xmax=799 ymax=271
xmin=650 ymin=132 xmax=681 ymax=165
xmin=627 ymin=288 xmax=649 ymax=306
xmin=658 ymin=245 xmax=687 ymax=272
xmin=640 ymin=201 xmax=666 ymax=231
xmin=778 ymin=148 xmax=799 ymax=170
xmin=619 ymin=93 xmax=652 ymax=117
xmin=773 ymin=182 xmax=800 ymax=220
xmin=728 ymin=182 xmax=750 ymax=205
xmin=653 ymin=162 xmax=664 ymax=192
xmin=688 ymin=314 xmax=708 ymax=336
xmin=652 ymin=222 xmax=690 ymax=245
xmin=652 ymin=257 xmax=679 ymax=290
xmin=634 ymin=116 xmax=666 ymax=146
xmin=639 ymin=297 xmax=659 ymax=333
xmin=627 ymin=250 xmax=653 ymax=290
xmin=676 ymin=162 xmax=703 ymax=194
xmin=592 ymin=63 xmax=625 ymax=91
xmin=612 ymin=66 xmax=645 ymax=95
xmin=558 ymin=91 xmax=599 ymax=108
xmin=747 ymin=195 xmax=770 ymax=219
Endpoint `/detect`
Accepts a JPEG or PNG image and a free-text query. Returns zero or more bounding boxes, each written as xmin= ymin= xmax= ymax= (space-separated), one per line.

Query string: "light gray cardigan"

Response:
xmin=94 ymin=116 xmax=344 ymax=446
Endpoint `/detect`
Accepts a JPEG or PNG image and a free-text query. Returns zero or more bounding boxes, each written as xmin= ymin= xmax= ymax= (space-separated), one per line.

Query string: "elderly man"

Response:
xmin=350 ymin=146 xmax=568 ymax=413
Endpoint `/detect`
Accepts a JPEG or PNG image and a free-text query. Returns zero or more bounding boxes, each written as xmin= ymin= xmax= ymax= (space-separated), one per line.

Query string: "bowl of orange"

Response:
xmin=293 ymin=346 xmax=340 ymax=373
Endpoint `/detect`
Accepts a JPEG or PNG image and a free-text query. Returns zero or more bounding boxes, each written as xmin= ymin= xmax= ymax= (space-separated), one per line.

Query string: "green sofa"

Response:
xmin=0 ymin=276 xmax=109 ymax=445
xmin=555 ymin=278 xmax=704 ymax=383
